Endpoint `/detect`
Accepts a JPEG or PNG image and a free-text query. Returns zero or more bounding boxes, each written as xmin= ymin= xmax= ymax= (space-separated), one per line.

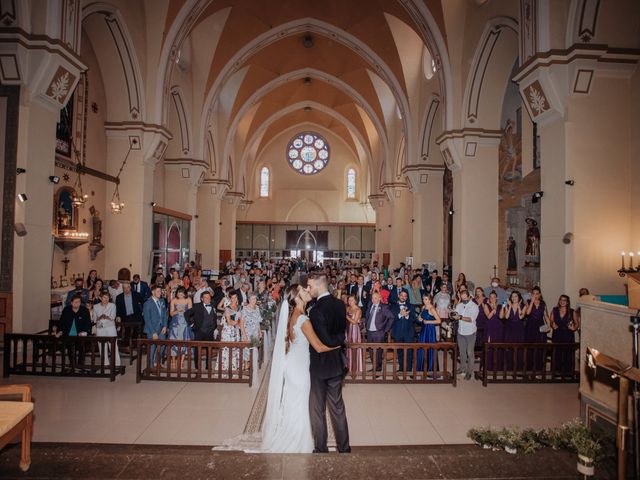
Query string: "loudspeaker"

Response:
xmin=562 ymin=232 xmax=573 ymax=244
xmin=14 ymin=223 xmax=27 ymax=236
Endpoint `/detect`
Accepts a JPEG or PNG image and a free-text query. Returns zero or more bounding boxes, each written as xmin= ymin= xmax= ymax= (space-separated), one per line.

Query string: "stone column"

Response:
xmin=437 ymin=133 xmax=500 ymax=285
xmin=196 ymin=182 xmax=223 ymax=270
xmin=369 ymin=194 xmax=390 ymax=266
xmin=103 ymin=125 xmax=170 ymax=279
xmin=220 ymin=193 xmax=242 ymax=262
xmin=384 ymin=185 xmax=413 ymax=268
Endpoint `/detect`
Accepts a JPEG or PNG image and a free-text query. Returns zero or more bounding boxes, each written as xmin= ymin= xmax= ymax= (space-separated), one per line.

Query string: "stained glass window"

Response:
xmin=347 ymin=168 xmax=356 ymax=199
xmin=287 ymin=132 xmax=329 ymax=175
xmin=260 ymin=167 xmax=269 ymax=197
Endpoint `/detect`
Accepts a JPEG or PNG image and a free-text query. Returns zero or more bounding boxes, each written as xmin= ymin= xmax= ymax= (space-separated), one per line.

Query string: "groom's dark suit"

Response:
xmin=308 ymin=292 xmax=351 ymax=453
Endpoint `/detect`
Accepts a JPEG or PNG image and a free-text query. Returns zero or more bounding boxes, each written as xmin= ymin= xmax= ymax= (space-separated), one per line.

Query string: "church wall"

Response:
xmin=238 ymin=128 xmax=371 ymax=225
xmin=51 ymin=31 xmax=108 ymax=284
xmin=631 ymin=71 xmax=640 ymax=253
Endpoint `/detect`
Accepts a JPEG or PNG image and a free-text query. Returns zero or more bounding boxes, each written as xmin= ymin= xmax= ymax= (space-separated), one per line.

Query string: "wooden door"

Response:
xmin=0 ymin=292 xmax=12 ymax=341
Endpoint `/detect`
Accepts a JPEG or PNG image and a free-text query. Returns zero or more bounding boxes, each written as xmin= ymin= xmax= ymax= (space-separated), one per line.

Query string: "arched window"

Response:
xmin=260 ymin=167 xmax=270 ymax=197
xmin=346 ymin=168 xmax=356 ymax=199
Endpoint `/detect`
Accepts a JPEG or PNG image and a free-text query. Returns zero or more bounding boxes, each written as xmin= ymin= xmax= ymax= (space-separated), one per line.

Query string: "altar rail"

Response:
xmin=3 ymin=333 xmax=124 ymax=381
xmin=344 ymin=342 xmax=458 ymax=385
xmin=136 ymin=338 xmax=254 ymax=386
xmin=480 ymin=342 xmax=580 ymax=386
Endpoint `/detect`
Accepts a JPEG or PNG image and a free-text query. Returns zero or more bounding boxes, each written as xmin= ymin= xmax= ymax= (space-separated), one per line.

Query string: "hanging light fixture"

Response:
xmin=71 ymin=172 xmax=88 ymax=207
xmin=110 ymin=140 xmax=136 ymax=214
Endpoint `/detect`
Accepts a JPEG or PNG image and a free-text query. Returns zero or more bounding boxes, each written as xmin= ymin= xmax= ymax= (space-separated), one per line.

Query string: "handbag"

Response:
xmin=539 ymin=324 xmax=551 ymax=333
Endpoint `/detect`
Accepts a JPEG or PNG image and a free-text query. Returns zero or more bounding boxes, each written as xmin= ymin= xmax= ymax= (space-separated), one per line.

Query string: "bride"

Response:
xmin=261 ymin=283 xmax=339 ymax=453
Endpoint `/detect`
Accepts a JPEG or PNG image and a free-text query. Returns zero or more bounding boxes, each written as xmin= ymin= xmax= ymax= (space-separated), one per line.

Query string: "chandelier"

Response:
xmin=71 ymin=171 xmax=88 ymax=207
xmin=109 ymin=139 xmax=136 ymax=214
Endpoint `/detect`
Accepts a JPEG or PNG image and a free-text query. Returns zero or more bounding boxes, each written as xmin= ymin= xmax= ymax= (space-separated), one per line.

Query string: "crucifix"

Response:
xmin=61 ymin=257 xmax=70 ymax=277
xmin=493 ymin=264 xmax=497 ymax=278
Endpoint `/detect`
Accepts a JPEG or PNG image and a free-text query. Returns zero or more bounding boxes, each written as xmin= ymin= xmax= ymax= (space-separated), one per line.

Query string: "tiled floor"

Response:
xmin=1 ymin=368 xmax=579 ymax=446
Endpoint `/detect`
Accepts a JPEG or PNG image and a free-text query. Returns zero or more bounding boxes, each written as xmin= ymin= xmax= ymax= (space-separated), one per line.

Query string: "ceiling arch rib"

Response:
xmin=238 ymin=101 xmax=374 ymax=193
xmin=223 ymin=68 xmax=389 ymax=176
xmin=200 ymin=17 xmax=412 ymax=172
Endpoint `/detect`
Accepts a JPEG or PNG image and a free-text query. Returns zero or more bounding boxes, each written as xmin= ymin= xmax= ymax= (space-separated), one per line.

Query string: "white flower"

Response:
xmin=528 ymin=86 xmax=547 ymax=115
xmin=49 ymin=72 xmax=70 ymax=102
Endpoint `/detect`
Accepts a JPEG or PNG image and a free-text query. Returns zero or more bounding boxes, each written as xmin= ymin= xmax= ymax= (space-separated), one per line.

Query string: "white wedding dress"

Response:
xmin=261 ymin=311 xmax=314 ymax=453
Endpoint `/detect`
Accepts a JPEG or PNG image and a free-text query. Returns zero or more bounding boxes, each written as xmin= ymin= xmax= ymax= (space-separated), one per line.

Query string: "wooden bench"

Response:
xmin=0 ymin=384 xmax=33 ymax=471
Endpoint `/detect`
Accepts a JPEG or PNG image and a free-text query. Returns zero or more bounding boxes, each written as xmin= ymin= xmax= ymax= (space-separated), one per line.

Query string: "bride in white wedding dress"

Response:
xmin=261 ymin=283 xmax=340 ymax=453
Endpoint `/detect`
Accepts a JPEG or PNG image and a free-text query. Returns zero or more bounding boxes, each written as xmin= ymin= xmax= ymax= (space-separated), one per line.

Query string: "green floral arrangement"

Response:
xmin=250 ymin=336 xmax=262 ymax=348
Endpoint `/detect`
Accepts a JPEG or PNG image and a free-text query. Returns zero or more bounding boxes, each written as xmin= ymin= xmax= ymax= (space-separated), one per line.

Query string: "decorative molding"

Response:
xmin=519 ymin=0 xmax=537 ymax=64
xmin=0 ymin=1 xmax=16 ymax=27
xmin=566 ymin=0 xmax=601 ymax=45
xmin=45 ymin=65 xmax=76 ymax=105
xmin=465 ymin=142 xmax=478 ymax=157
xmin=0 ymin=54 xmax=19 ymax=81
xmin=152 ymin=206 xmax=192 ymax=221
xmin=435 ymin=128 xmax=501 ymax=171
xmin=61 ymin=0 xmax=82 ymax=53
xmin=419 ymin=95 xmax=440 ymax=161
xmin=522 ymin=80 xmax=549 ymax=118
xmin=572 ymin=68 xmax=594 ymax=94
xmin=170 ymin=86 xmax=191 ymax=155
xmin=103 ymin=14 xmax=143 ymax=120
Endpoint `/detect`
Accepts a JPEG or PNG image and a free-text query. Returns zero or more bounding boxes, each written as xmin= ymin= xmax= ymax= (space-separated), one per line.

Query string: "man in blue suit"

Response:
xmin=390 ymin=290 xmax=418 ymax=372
xmin=388 ymin=277 xmax=409 ymax=305
xmin=130 ymin=274 xmax=151 ymax=301
xmin=143 ymin=284 xmax=168 ymax=367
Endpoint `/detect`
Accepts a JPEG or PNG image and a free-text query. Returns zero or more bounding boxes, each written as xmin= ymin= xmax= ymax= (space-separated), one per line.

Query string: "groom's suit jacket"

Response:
xmin=308 ymin=293 xmax=347 ymax=380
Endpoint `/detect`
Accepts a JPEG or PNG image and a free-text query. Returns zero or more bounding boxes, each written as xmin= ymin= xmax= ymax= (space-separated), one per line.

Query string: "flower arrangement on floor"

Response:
xmin=468 ymin=418 xmax=602 ymax=476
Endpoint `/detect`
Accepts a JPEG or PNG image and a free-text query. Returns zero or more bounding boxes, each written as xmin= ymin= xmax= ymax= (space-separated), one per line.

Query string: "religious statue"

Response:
xmin=499 ymin=119 xmax=522 ymax=183
xmin=507 ymin=236 xmax=517 ymax=274
xmin=89 ymin=205 xmax=102 ymax=245
xmin=525 ymin=217 xmax=540 ymax=267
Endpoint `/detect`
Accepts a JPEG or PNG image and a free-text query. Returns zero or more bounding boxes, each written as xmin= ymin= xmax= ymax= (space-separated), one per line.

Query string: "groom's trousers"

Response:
xmin=309 ymin=373 xmax=351 ymax=453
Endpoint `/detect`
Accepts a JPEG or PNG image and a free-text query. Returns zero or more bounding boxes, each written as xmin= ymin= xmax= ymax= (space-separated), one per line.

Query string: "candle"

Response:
xmin=630 ymin=252 xmax=635 ymax=270
xmin=622 ymin=252 xmax=626 ymax=270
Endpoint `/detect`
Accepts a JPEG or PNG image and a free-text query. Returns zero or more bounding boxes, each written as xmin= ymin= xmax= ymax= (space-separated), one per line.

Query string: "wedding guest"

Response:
xmin=484 ymin=277 xmax=509 ymax=304
xmin=332 ymin=279 xmax=346 ymax=300
xmin=388 ymin=277 xmax=409 ymax=305
xmin=130 ymin=274 xmax=151 ymax=301
xmin=441 ymin=272 xmax=453 ymax=294
xmin=433 ymin=283 xmax=451 ymax=320
xmin=238 ymin=282 xmax=250 ymax=305
xmin=86 ymin=270 xmax=98 ymax=291
xmin=455 ymin=272 xmax=467 ymax=295
xmin=166 ymin=270 xmax=182 ymax=301
xmin=352 ymin=275 xmax=368 ymax=310
xmin=115 ymin=283 xmax=143 ymax=324
xmin=221 ymin=292 xmax=246 ymax=372
xmin=424 ymin=270 xmax=442 ymax=297
xmin=407 ymin=275 xmax=425 ymax=314
xmin=150 ymin=266 xmax=169 ymax=285
xmin=57 ymin=294 xmax=92 ymax=368
xmin=524 ymin=286 xmax=548 ymax=370
xmin=108 ymin=280 xmax=122 ymax=303
xmin=578 ymin=288 xmax=597 ymax=302
xmin=65 ymin=278 xmax=89 ymax=307
xmin=390 ymin=291 xmax=417 ymax=372
xmin=345 ymin=295 xmax=363 ymax=374
xmin=193 ymin=279 xmax=213 ymax=304
xmin=474 ymin=287 xmax=488 ymax=346
xmin=182 ymin=271 xmax=191 ymax=290
xmin=88 ymin=279 xmax=104 ymax=305
xmin=416 ymin=294 xmax=441 ymax=374
xmin=454 ymin=289 xmax=479 ymax=380
xmin=364 ymin=292 xmax=394 ymax=371
xmin=92 ymin=291 xmax=121 ymax=366
xmin=169 ymin=287 xmax=193 ymax=368
xmin=551 ymin=295 xmax=579 ymax=375
xmin=501 ymin=290 xmax=526 ymax=369
xmin=483 ymin=291 xmax=504 ymax=370
xmin=143 ymin=285 xmax=169 ymax=368
xmin=241 ymin=293 xmax=263 ymax=345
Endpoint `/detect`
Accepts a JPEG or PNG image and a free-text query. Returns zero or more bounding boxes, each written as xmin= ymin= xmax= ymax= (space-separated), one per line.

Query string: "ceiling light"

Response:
xmin=303 ymin=77 xmax=312 ymax=85
xmin=49 ymin=175 xmax=60 ymax=184
xmin=302 ymin=34 xmax=314 ymax=48
xmin=303 ymin=106 xmax=312 ymax=112
xmin=17 ymin=193 xmax=27 ymax=202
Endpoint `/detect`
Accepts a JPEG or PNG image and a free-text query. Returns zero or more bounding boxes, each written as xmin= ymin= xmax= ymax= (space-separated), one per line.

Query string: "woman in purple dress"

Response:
xmin=500 ymin=291 xmax=526 ymax=370
xmin=474 ymin=288 xmax=488 ymax=343
xmin=524 ymin=286 xmax=549 ymax=371
xmin=483 ymin=291 xmax=503 ymax=371
xmin=551 ymin=295 xmax=579 ymax=376
xmin=345 ymin=295 xmax=363 ymax=374
xmin=416 ymin=295 xmax=441 ymax=374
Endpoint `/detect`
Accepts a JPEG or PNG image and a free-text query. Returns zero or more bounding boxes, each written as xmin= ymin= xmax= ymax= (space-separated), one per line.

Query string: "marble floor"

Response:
xmin=0 ymin=368 xmax=579 ymax=446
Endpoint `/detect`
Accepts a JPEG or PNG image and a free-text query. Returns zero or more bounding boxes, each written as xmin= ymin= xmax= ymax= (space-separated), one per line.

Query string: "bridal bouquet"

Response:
xmin=260 ymin=301 xmax=277 ymax=332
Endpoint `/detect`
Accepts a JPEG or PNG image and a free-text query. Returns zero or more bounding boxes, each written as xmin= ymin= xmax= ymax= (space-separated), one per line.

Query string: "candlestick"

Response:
xmin=622 ymin=252 xmax=626 ymax=270
xmin=630 ymin=252 xmax=635 ymax=270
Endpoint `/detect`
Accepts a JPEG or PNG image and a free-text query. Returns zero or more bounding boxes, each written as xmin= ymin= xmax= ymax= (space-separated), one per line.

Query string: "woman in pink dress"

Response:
xmin=345 ymin=295 xmax=363 ymax=374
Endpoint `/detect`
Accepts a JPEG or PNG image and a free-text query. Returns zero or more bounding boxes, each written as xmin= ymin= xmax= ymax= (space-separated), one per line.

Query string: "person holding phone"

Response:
xmin=501 ymin=291 xmax=526 ymax=369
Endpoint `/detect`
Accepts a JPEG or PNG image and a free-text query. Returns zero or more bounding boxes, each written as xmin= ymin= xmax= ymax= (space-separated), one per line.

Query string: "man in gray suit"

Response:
xmin=365 ymin=291 xmax=395 ymax=372
xmin=143 ymin=285 xmax=168 ymax=367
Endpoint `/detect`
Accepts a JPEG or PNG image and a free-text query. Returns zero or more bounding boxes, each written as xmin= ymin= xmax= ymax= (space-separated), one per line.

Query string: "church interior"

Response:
xmin=0 ymin=0 xmax=639 ymax=478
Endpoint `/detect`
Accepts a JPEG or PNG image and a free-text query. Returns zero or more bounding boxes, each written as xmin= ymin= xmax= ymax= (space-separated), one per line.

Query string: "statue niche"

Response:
xmin=54 ymin=187 xmax=78 ymax=234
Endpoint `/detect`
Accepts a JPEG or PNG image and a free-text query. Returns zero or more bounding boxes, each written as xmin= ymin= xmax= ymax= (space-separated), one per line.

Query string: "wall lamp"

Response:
xmin=17 ymin=193 xmax=28 ymax=202
xmin=49 ymin=175 xmax=60 ymax=184
xmin=448 ymin=209 xmax=455 ymax=215
xmin=16 ymin=168 xmax=26 ymax=175
xmin=531 ymin=191 xmax=544 ymax=204
xmin=565 ymin=180 xmax=575 ymax=186
xmin=150 ymin=202 xmax=157 ymax=207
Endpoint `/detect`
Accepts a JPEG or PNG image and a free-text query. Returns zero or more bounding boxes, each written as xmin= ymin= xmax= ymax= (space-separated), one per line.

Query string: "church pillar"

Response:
xmin=384 ymin=186 xmax=413 ymax=268
xmin=196 ymin=183 xmax=222 ymax=270
xmin=437 ymin=134 xmax=500 ymax=285
xmin=103 ymin=125 xmax=170 ymax=279
xmin=514 ymin=50 xmax=639 ymax=299
xmin=220 ymin=193 xmax=241 ymax=263
xmin=369 ymin=194 xmax=390 ymax=267
xmin=406 ymin=167 xmax=445 ymax=270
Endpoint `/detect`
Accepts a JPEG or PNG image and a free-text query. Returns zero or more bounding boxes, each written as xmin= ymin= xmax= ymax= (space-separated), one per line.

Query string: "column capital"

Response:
xmin=224 ymin=191 xmax=244 ymax=208
xmin=104 ymin=122 xmax=172 ymax=165
xmin=202 ymin=178 xmax=231 ymax=200
xmin=368 ymin=193 xmax=389 ymax=211
xmin=513 ymin=44 xmax=640 ymax=126
xmin=0 ymin=29 xmax=86 ymax=113
xmin=380 ymin=182 xmax=410 ymax=206
xmin=164 ymin=158 xmax=208 ymax=187
xmin=435 ymin=128 xmax=501 ymax=171
xmin=401 ymin=164 xmax=445 ymax=193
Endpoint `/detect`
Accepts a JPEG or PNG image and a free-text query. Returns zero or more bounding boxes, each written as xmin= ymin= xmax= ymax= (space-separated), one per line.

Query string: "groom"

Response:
xmin=307 ymin=273 xmax=351 ymax=453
